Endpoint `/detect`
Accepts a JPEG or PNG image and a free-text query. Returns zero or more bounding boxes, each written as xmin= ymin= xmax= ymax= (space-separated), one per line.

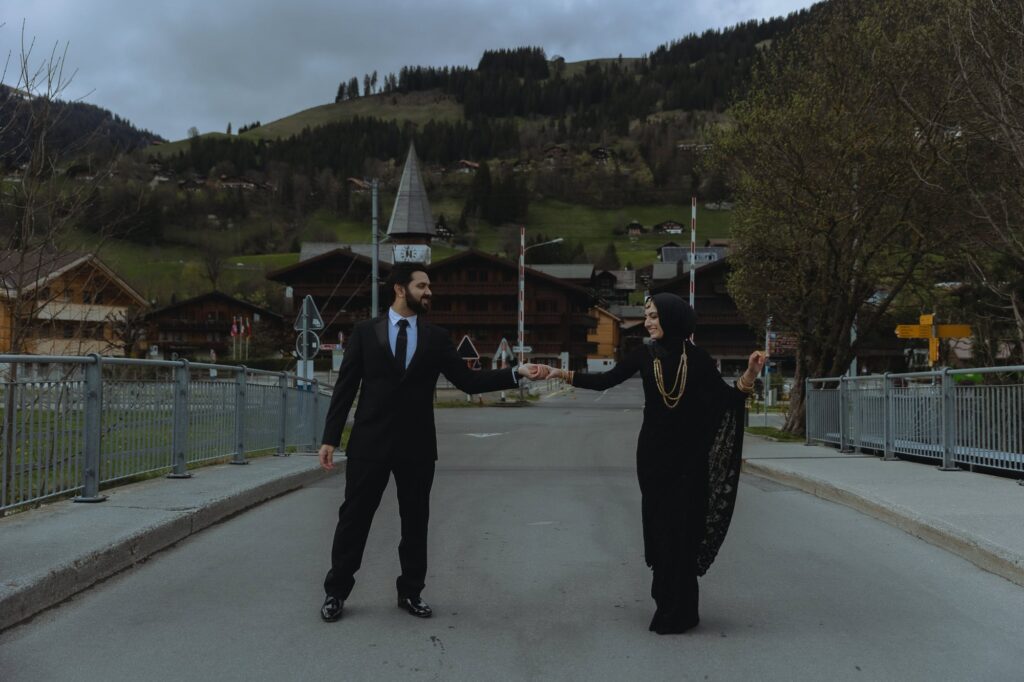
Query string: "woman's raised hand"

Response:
xmin=747 ymin=350 xmax=767 ymax=376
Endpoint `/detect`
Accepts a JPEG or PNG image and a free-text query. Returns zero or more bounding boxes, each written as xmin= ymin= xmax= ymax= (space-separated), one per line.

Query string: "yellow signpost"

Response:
xmin=893 ymin=314 xmax=973 ymax=366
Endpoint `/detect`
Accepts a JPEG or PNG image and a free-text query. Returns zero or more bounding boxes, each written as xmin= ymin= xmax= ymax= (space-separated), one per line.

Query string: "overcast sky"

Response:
xmin=3 ymin=0 xmax=813 ymax=140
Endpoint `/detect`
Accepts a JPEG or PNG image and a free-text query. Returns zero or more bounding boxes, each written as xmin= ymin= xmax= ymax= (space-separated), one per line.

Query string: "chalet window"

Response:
xmin=94 ymin=325 xmax=105 ymax=340
xmin=477 ymin=271 xmax=488 ymax=282
xmin=467 ymin=271 xmax=478 ymax=282
xmin=537 ymin=300 xmax=557 ymax=313
xmin=63 ymin=324 xmax=74 ymax=339
xmin=40 ymin=287 xmax=51 ymax=300
xmin=82 ymin=290 xmax=92 ymax=304
xmin=502 ymin=271 xmax=514 ymax=282
xmin=253 ymin=313 xmax=261 ymax=322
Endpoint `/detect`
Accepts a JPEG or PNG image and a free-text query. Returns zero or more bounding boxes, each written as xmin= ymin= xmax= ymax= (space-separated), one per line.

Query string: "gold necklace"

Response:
xmin=653 ymin=348 xmax=688 ymax=409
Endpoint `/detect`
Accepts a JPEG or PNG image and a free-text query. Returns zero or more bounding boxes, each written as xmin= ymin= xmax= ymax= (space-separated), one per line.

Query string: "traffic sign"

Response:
xmin=294 ymin=295 xmax=325 ymax=332
xmin=511 ymin=345 xmax=532 ymax=354
xmin=493 ymin=338 xmax=515 ymax=367
xmin=296 ymin=330 xmax=320 ymax=360
xmin=937 ymin=324 xmax=972 ymax=338
xmin=457 ymin=335 xmax=480 ymax=361
xmin=895 ymin=324 xmax=930 ymax=339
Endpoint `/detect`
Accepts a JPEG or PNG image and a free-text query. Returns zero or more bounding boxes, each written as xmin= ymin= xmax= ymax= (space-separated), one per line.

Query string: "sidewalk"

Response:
xmin=0 ymin=453 xmax=339 ymax=632
xmin=742 ymin=436 xmax=1024 ymax=588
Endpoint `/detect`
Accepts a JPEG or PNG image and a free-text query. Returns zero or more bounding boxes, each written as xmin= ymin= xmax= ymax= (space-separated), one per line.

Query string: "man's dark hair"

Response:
xmin=385 ymin=262 xmax=427 ymax=300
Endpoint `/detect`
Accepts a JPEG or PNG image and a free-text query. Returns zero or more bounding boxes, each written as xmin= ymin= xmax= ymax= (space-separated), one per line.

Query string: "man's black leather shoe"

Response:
xmin=320 ymin=595 xmax=344 ymax=622
xmin=397 ymin=596 xmax=432 ymax=618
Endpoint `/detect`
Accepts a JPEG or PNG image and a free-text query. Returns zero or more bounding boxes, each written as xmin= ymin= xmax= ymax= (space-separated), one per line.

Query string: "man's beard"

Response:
xmin=406 ymin=288 xmax=431 ymax=315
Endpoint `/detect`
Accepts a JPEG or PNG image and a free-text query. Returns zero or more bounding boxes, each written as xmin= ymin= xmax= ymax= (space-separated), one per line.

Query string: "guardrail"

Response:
xmin=805 ymin=366 xmax=1024 ymax=474
xmin=0 ymin=354 xmax=330 ymax=514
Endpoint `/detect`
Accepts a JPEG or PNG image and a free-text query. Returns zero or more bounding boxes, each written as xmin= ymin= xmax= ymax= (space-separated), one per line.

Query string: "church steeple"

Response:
xmin=387 ymin=144 xmax=435 ymax=263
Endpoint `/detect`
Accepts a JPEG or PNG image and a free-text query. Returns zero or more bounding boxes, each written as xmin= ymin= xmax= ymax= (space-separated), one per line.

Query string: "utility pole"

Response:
xmin=764 ymin=315 xmax=772 ymax=426
xmin=371 ymin=179 xmax=379 ymax=318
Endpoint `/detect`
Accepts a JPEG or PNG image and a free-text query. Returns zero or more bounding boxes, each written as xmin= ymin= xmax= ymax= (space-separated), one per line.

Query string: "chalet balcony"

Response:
xmin=432 ymin=281 xmax=518 ymax=294
xmin=426 ymin=312 xmax=598 ymax=328
xmin=155 ymin=318 xmax=238 ymax=332
xmin=34 ymin=302 xmax=128 ymax=323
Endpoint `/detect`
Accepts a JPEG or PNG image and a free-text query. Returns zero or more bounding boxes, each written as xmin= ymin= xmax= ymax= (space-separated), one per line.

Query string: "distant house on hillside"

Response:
xmin=655 ymin=220 xmax=685 ymax=235
xmin=346 ymin=177 xmax=371 ymax=193
xmin=626 ymin=220 xmax=645 ymax=237
xmin=659 ymin=246 xmax=728 ymax=266
xmin=217 ymin=176 xmax=265 ymax=192
xmin=676 ymin=142 xmax=713 ymax=152
xmin=434 ymin=221 xmax=454 ymax=241
xmin=544 ymin=145 xmax=569 ymax=165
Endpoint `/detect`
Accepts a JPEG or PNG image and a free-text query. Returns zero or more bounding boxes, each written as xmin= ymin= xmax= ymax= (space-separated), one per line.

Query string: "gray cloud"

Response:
xmin=2 ymin=0 xmax=812 ymax=139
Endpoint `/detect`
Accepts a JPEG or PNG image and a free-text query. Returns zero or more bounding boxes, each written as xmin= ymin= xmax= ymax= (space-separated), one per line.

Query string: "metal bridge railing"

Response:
xmin=806 ymin=366 xmax=1024 ymax=474
xmin=0 ymin=355 xmax=330 ymax=514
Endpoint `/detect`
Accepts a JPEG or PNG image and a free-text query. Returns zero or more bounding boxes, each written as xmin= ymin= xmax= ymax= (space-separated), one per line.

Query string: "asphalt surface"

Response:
xmin=2 ymin=379 xmax=1023 ymax=681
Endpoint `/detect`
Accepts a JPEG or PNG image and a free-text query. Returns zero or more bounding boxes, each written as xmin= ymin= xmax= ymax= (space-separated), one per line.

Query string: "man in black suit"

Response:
xmin=318 ymin=262 xmax=547 ymax=622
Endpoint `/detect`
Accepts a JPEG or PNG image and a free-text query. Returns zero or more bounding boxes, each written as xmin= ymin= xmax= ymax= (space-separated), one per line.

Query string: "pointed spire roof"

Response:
xmin=387 ymin=144 xmax=435 ymax=237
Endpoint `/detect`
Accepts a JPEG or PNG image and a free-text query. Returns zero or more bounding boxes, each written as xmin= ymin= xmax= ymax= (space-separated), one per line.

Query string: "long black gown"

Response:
xmin=571 ymin=340 xmax=747 ymax=633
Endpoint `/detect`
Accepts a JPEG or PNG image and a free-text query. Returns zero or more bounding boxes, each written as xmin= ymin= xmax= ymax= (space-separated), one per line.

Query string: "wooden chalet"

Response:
xmin=587 ymin=306 xmax=622 ymax=366
xmin=426 ymin=250 xmax=598 ymax=369
xmin=0 ymin=250 xmax=147 ymax=356
xmin=265 ymin=248 xmax=598 ymax=369
xmin=140 ymin=291 xmax=284 ymax=361
xmin=266 ymin=248 xmax=391 ymax=349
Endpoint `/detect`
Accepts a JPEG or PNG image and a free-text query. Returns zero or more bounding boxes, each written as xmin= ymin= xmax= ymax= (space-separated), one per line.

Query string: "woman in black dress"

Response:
xmin=548 ymin=293 xmax=764 ymax=634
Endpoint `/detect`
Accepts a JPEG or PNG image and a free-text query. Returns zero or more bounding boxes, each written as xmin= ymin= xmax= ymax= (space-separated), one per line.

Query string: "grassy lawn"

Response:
xmin=249 ymin=90 xmax=463 ymax=140
xmin=745 ymin=426 xmax=804 ymax=442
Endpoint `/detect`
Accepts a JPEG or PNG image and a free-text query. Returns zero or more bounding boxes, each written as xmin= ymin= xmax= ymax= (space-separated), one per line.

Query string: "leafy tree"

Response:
xmin=710 ymin=0 xmax=958 ymax=433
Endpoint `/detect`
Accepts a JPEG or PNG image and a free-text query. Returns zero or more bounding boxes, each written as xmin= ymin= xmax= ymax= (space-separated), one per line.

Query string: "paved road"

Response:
xmin=2 ymin=379 xmax=1023 ymax=681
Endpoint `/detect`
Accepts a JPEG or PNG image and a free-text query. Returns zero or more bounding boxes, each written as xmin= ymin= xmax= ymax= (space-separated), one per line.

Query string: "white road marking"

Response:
xmin=465 ymin=433 xmax=506 ymax=438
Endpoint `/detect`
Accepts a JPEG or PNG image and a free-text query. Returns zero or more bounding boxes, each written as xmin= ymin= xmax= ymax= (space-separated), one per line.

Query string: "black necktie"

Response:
xmin=395 ymin=319 xmax=409 ymax=372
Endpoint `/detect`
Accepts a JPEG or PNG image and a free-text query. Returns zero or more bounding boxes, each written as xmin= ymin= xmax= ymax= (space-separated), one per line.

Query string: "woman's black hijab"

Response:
xmin=647 ymin=293 xmax=696 ymax=356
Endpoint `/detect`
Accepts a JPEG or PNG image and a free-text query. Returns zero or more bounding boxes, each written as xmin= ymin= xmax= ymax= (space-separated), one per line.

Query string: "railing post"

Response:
xmin=310 ymin=379 xmax=320 ymax=452
xmin=167 ymin=360 xmax=192 ymax=478
xmin=939 ymin=368 xmax=960 ymax=471
xmin=882 ymin=372 xmax=897 ymax=461
xmin=75 ymin=354 xmax=107 ymax=503
xmin=276 ymin=372 xmax=289 ymax=457
xmin=839 ymin=377 xmax=853 ymax=452
xmin=803 ymin=378 xmax=812 ymax=445
xmin=231 ymin=368 xmax=248 ymax=465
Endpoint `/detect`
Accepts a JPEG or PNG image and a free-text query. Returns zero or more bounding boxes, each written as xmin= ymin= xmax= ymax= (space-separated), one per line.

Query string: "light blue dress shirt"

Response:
xmin=388 ymin=308 xmax=418 ymax=368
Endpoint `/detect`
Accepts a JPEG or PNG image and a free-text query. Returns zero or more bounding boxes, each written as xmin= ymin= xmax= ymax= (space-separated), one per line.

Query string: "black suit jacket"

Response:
xmin=321 ymin=315 xmax=519 ymax=461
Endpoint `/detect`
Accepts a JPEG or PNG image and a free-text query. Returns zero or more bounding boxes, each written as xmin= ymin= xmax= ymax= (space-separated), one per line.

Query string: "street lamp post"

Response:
xmin=518 ymin=228 xmax=563 ymax=390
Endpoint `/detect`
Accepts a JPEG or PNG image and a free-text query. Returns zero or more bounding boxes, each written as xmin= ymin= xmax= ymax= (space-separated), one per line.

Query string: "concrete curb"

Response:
xmin=742 ymin=459 xmax=1024 ymax=589
xmin=1 ymin=462 xmax=337 ymax=632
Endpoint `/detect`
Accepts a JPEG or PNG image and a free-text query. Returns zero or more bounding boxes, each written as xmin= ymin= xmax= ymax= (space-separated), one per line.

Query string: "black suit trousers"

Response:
xmin=324 ymin=457 xmax=435 ymax=600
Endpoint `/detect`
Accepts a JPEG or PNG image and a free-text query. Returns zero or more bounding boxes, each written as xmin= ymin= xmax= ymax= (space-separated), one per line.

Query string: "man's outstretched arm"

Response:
xmin=439 ymin=335 xmax=548 ymax=394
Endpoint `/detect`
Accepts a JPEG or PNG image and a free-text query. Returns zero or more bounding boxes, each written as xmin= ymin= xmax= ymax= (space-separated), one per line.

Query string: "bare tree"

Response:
xmin=940 ymin=0 xmax=1024 ymax=361
xmin=201 ymin=242 xmax=226 ymax=291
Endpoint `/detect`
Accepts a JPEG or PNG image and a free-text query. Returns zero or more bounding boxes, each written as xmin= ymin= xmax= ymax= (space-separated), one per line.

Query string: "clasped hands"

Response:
xmin=516 ymin=363 xmax=564 ymax=380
